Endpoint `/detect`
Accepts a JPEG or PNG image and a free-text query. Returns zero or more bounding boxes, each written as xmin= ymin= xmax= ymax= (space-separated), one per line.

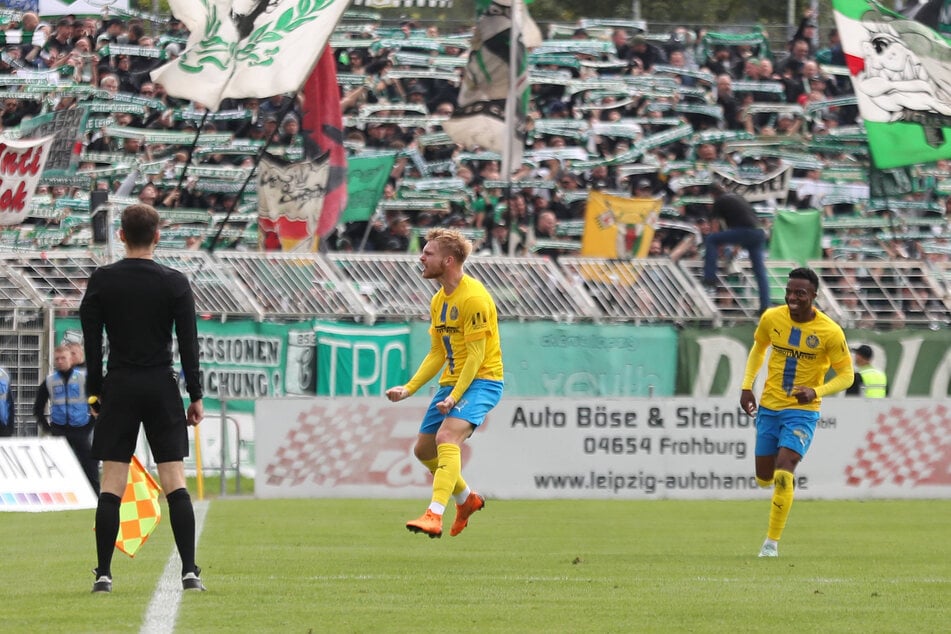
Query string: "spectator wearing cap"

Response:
xmin=96 ymin=18 xmax=125 ymax=45
xmin=380 ymin=214 xmax=413 ymax=252
xmin=406 ymin=83 xmax=428 ymax=105
xmin=846 ymin=345 xmax=887 ymax=398
xmin=791 ymin=9 xmax=819 ymax=56
xmin=627 ymin=34 xmax=666 ymax=73
xmin=167 ymin=16 xmax=189 ymax=39
xmin=260 ymin=113 xmax=280 ymax=143
xmin=44 ymin=18 xmax=75 ymax=56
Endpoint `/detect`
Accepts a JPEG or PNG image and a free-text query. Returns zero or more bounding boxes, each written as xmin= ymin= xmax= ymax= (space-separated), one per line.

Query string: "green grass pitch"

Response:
xmin=1 ymin=497 xmax=948 ymax=633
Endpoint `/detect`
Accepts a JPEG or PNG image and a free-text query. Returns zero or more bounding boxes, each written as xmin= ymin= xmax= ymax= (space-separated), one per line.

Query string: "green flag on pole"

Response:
xmin=341 ymin=154 xmax=397 ymax=223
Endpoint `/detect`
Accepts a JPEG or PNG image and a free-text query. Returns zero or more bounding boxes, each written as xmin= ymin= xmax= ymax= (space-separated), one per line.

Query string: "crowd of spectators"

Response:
xmin=0 ymin=8 xmax=949 ymax=270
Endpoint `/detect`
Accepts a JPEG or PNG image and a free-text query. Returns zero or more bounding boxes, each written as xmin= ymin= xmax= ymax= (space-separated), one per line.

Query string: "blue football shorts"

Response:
xmin=419 ymin=379 xmax=504 ymax=435
xmin=754 ymin=406 xmax=819 ymax=458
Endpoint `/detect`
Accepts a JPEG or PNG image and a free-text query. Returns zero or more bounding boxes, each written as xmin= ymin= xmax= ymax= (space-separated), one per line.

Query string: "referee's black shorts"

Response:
xmin=91 ymin=367 xmax=189 ymax=463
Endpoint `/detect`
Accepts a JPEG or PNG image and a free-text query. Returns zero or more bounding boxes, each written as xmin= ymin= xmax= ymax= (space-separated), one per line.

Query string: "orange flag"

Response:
xmin=116 ymin=456 xmax=163 ymax=558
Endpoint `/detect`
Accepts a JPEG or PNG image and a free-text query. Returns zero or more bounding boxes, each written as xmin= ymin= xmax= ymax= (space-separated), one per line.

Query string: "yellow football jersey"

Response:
xmin=429 ymin=274 xmax=504 ymax=385
xmin=752 ymin=306 xmax=851 ymax=411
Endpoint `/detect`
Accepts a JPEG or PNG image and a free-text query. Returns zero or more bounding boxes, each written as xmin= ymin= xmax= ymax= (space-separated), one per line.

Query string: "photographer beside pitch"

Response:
xmin=386 ymin=228 xmax=504 ymax=539
xmin=740 ymin=267 xmax=853 ymax=558
xmin=80 ymin=204 xmax=206 ymax=593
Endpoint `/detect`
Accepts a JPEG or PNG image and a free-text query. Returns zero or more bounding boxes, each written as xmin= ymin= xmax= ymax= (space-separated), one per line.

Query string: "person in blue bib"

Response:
xmin=0 ymin=365 xmax=15 ymax=437
xmin=34 ymin=344 xmax=99 ymax=494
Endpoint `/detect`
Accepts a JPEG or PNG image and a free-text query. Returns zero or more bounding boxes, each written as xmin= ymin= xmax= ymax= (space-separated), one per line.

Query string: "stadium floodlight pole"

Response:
xmin=204 ymin=92 xmax=301 ymax=255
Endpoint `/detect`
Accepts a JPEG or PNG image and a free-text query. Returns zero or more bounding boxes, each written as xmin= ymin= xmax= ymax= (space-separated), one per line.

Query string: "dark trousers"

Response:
xmin=50 ymin=424 xmax=101 ymax=495
xmin=703 ymin=227 xmax=771 ymax=312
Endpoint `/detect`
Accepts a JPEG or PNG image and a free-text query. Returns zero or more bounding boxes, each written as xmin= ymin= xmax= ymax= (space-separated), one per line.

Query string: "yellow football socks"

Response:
xmin=421 ymin=455 xmax=467 ymax=496
xmin=766 ymin=469 xmax=795 ymax=541
xmin=431 ymin=443 xmax=462 ymax=508
xmin=756 ymin=476 xmax=774 ymax=488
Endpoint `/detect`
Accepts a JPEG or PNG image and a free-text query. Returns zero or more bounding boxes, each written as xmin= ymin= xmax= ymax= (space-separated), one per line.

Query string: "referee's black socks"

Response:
xmin=166 ymin=488 xmax=198 ymax=576
xmin=95 ymin=492 xmax=122 ymax=577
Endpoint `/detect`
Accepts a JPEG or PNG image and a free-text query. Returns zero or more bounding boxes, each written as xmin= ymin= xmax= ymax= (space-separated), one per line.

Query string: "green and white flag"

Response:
xmin=833 ymin=0 xmax=951 ymax=167
xmin=151 ymin=0 xmax=349 ymax=111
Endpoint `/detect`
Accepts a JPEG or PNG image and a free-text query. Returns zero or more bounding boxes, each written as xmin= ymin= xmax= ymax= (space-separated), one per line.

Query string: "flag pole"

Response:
xmin=205 ymin=93 xmax=301 ymax=255
xmin=503 ymin=0 xmax=523 ymax=255
xmin=171 ymin=110 xmax=210 ymax=205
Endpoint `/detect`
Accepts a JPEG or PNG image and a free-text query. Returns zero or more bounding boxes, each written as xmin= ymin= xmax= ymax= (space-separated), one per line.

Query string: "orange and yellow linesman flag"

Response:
xmin=116 ymin=456 xmax=163 ymax=558
xmin=581 ymin=190 xmax=662 ymax=258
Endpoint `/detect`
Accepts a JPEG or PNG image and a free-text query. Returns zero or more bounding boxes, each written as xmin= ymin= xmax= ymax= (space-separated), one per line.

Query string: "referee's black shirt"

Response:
xmin=79 ymin=258 xmax=203 ymax=402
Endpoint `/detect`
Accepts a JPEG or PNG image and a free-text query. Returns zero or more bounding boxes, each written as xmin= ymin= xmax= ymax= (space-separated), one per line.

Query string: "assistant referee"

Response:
xmin=80 ymin=204 xmax=206 ymax=594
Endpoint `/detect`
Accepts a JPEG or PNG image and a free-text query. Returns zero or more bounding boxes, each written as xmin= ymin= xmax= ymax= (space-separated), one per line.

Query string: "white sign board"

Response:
xmin=0 ymin=438 xmax=98 ymax=511
xmin=255 ymin=397 xmax=951 ymax=500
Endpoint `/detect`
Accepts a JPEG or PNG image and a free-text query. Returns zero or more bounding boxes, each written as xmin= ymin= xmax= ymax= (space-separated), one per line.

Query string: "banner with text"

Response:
xmin=0 ymin=438 xmax=98 ymax=512
xmin=492 ymin=322 xmax=678 ymax=396
xmin=316 ymin=321 xmax=411 ymax=397
xmin=56 ymin=318 xmax=312 ymax=412
xmin=677 ymin=326 xmax=951 ymax=397
xmin=255 ymin=397 xmax=951 ymax=500
xmin=0 ymin=135 xmax=53 ymax=225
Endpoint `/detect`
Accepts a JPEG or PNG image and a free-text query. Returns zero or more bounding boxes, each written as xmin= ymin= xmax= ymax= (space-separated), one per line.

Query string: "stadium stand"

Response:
xmin=0 ymin=8 xmax=948 ymax=340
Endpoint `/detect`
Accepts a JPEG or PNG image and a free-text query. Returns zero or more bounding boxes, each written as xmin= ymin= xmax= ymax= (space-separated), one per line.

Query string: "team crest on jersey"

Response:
xmin=806 ymin=334 xmax=820 ymax=349
xmin=450 ymin=306 xmax=459 ymax=320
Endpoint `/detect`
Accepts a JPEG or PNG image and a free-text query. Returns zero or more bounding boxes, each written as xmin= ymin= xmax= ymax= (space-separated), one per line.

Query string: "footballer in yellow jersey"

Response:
xmin=424 ymin=274 xmax=504 ymax=392
xmin=386 ymin=229 xmax=504 ymax=539
xmin=749 ymin=302 xmax=852 ymax=412
xmin=740 ymin=268 xmax=854 ymax=558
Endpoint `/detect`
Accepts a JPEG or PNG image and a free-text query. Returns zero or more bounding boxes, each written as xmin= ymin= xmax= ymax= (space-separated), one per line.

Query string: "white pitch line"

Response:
xmin=140 ymin=500 xmax=209 ymax=634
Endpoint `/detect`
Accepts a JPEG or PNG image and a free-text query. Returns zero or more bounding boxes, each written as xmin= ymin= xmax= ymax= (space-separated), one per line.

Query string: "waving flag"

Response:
xmin=302 ymin=45 xmax=347 ymax=240
xmin=833 ymin=0 xmax=951 ymax=167
xmin=257 ymin=152 xmax=331 ymax=251
xmin=114 ymin=456 xmax=163 ymax=558
xmin=343 ymin=154 xmax=398 ymax=223
xmin=152 ymin=0 xmax=349 ymax=110
xmin=442 ymin=0 xmax=541 ymax=172
xmin=581 ymin=191 xmax=661 ymax=258
xmin=0 ymin=136 xmax=53 ymax=226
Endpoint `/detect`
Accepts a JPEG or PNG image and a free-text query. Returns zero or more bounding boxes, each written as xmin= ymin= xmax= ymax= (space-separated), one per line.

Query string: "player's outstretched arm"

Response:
xmin=385 ymin=386 xmax=410 ymax=402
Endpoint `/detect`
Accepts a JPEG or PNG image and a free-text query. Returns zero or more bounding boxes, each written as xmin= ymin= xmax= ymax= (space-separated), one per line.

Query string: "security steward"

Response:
xmin=846 ymin=344 xmax=887 ymax=398
xmin=34 ymin=344 xmax=100 ymax=493
xmin=0 ymin=365 xmax=15 ymax=437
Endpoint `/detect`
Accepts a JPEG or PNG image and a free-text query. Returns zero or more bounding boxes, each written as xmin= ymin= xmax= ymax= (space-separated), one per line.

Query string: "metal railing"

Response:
xmin=0 ymin=250 xmax=946 ymax=329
